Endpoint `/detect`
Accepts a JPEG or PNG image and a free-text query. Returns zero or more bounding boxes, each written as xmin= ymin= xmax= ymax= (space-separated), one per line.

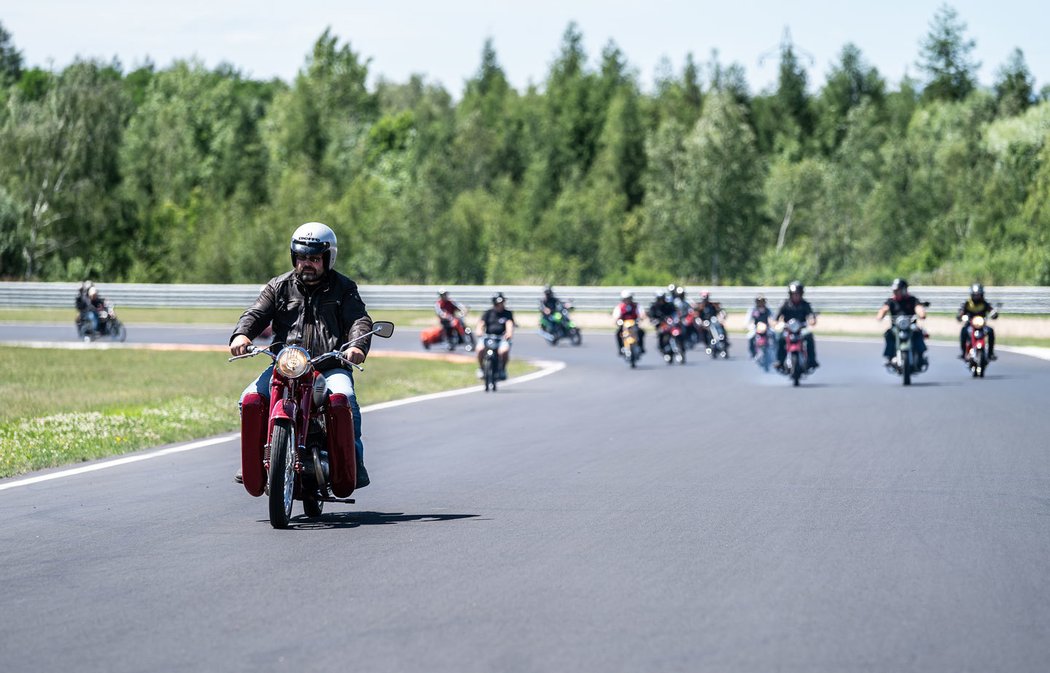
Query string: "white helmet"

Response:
xmin=620 ymin=290 xmax=633 ymax=300
xmin=290 ymin=222 xmax=338 ymax=271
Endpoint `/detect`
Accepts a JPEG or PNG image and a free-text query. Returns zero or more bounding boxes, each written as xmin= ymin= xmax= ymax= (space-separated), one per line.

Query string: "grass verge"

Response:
xmin=0 ymin=346 xmax=533 ymax=479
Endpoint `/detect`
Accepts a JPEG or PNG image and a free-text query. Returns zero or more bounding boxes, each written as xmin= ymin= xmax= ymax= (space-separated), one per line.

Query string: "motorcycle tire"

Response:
xmin=484 ymin=355 xmax=498 ymax=392
xmin=629 ymin=344 xmax=639 ymax=369
xmin=791 ymin=352 xmax=801 ymax=386
xmin=977 ymin=350 xmax=987 ymax=378
xmin=903 ymin=352 xmax=912 ymax=386
xmin=465 ymin=333 xmax=476 ymax=352
xmin=268 ymin=420 xmax=296 ymax=529
xmin=113 ymin=321 xmax=127 ymax=342
xmin=570 ymin=330 xmax=582 ymax=346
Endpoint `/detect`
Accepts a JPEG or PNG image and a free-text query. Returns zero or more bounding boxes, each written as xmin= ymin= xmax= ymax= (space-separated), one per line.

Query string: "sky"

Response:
xmin=3 ymin=1 xmax=1048 ymax=97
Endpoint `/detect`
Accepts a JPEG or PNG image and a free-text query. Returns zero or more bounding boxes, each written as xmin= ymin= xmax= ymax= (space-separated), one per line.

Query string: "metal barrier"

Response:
xmin=2 ymin=282 xmax=1049 ymax=313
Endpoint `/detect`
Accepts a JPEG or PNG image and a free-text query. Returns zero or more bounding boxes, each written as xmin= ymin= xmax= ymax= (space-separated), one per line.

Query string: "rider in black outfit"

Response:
xmin=648 ymin=291 xmax=677 ymax=353
xmin=774 ymin=281 xmax=819 ymax=370
xmin=476 ymin=293 xmax=515 ymax=379
xmin=957 ymin=283 xmax=998 ymax=360
xmin=876 ymin=278 xmax=927 ymax=366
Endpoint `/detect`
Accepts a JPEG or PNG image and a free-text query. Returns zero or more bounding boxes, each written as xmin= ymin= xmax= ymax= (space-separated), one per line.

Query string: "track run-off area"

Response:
xmin=1 ymin=322 xmax=1049 ymax=672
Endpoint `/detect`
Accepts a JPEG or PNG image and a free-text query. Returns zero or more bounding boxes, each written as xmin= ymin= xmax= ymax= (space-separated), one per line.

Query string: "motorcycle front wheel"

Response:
xmin=902 ymin=351 xmax=912 ymax=386
xmin=268 ymin=420 xmax=296 ymax=529
xmin=791 ymin=352 xmax=801 ymax=386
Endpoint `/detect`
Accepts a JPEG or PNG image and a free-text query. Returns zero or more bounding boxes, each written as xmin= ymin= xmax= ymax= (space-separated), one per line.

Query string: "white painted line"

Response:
xmin=0 ymin=434 xmax=239 ymax=492
xmin=0 ymin=359 xmax=566 ymax=491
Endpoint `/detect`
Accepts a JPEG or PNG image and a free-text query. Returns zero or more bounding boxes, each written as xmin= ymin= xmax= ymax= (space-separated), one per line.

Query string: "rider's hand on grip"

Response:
xmin=230 ymin=334 xmax=253 ymax=356
xmin=343 ymin=346 xmax=366 ymax=365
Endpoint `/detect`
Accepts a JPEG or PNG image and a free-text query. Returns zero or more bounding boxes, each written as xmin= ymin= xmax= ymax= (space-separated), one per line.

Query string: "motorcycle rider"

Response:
xmin=612 ymin=290 xmax=646 ymax=354
xmin=692 ymin=290 xmax=726 ymax=348
xmin=539 ymin=285 xmax=564 ymax=336
xmin=476 ymin=293 xmax=515 ymax=379
xmin=648 ymin=290 xmax=677 ymax=353
xmin=75 ymin=280 xmax=100 ymax=335
xmin=230 ymin=222 xmax=375 ymax=488
xmin=957 ymin=283 xmax=998 ymax=360
xmin=774 ymin=280 xmax=819 ymax=371
xmin=435 ymin=289 xmax=465 ymax=349
xmin=745 ymin=294 xmax=774 ymax=358
xmin=875 ymin=278 xmax=928 ymax=367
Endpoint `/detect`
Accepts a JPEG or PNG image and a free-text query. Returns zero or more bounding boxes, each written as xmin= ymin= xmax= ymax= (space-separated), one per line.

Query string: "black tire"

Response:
xmin=484 ymin=353 xmax=498 ymax=392
xmin=268 ymin=420 xmax=296 ymax=529
xmin=629 ymin=344 xmax=639 ymax=369
xmin=570 ymin=329 xmax=582 ymax=346
xmin=465 ymin=333 xmax=475 ymax=352
xmin=791 ymin=352 xmax=801 ymax=386
xmin=903 ymin=352 xmax=912 ymax=386
xmin=113 ymin=320 xmax=127 ymax=342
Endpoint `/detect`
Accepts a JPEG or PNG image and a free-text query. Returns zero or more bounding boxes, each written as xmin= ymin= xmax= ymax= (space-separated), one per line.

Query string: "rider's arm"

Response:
xmin=504 ymin=319 xmax=515 ymax=341
xmin=876 ymin=304 xmax=889 ymax=321
xmin=231 ymin=281 xmax=277 ymax=347
xmin=916 ymin=302 xmax=927 ymax=320
xmin=339 ymin=280 xmax=372 ymax=364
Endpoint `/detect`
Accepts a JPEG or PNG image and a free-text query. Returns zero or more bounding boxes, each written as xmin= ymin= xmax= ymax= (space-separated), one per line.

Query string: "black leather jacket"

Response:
xmin=231 ymin=270 xmax=373 ymax=367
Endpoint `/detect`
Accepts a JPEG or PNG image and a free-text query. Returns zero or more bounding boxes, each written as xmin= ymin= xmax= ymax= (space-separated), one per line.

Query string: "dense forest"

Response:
xmin=1 ymin=6 xmax=1049 ymax=286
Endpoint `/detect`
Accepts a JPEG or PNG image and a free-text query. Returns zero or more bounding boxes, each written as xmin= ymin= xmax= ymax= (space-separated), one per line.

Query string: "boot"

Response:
xmin=233 ymin=468 xmax=243 ymax=484
xmin=356 ymin=461 xmax=370 ymax=488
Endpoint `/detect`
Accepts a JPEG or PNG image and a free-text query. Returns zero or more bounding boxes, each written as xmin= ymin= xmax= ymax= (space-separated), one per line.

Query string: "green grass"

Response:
xmin=0 ymin=346 xmax=533 ymax=479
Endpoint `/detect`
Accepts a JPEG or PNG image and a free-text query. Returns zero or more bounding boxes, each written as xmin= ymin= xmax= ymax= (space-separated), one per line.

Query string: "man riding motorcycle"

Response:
xmin=613 ymin=290 xmax=646 ymax=354
xmin=875 ymin=278 xmax=928 ymax=367
xmin=692 ymin=291 xmax=726 ymax=349
xmin=745 ymin=294 xmax=774 ymax=358
xmin=476 ymin=293 xmax=515 ymax=380
xmin=957 ymin=283 xmax=998 ymax=360
xmin=75 ymin=281 xmax=102 ymax=335
xmin=774 ymin=281 xmax=819 ymax=371
xmin=435 ymin=289 xmax=466 ymax=348
xmin=230 ymin=222 xmax=375 ymax=488
xmin=648 ymin=290 xmax=677 ymax=353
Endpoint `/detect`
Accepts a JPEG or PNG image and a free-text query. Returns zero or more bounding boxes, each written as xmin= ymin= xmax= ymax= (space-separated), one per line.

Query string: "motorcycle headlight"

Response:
xmin=972 ymin=315 xmax=985 ymax=328
xmin=276 ymin=346 xmax=311 ymax=379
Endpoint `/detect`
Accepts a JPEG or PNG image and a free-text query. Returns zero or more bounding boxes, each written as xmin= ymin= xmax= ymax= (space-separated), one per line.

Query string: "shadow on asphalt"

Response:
xmin=279 ymin=511 xmax=481 ymax=530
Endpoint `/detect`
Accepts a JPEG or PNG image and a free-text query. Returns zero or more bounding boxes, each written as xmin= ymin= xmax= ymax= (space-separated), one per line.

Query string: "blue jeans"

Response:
xmin=240 ymin=365 xmax=364 ymax=463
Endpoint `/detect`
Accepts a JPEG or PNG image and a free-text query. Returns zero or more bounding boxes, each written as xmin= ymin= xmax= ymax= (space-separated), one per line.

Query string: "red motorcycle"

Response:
xmin=658 ymin=316 xmax=686 ymax=365
xmin=231 ymin=321 xmax=395 ymax=529
xmin=779 ymin=319 xmax=812 ymax=386
xmin=962 ymin=314 xmax=993 ymax=378
xmin=421 ymin=310 xmax=475 ymax=351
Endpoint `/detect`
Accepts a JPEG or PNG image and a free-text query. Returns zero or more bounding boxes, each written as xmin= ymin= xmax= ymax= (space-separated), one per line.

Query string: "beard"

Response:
xmin=295 ymin=266 xmax=323 ymax=284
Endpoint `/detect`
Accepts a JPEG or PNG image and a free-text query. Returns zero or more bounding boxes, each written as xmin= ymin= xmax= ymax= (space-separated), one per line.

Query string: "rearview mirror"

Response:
xmin=372 ymin=320 xmax=395 ymax=338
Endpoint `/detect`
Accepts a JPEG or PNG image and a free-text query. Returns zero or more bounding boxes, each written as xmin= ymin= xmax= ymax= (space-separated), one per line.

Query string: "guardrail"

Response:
xmin=2 ymin=282 xmax=1049 ymax=314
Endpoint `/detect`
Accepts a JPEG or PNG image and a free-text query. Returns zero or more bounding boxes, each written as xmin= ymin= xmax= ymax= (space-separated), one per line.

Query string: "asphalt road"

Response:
xmin=1 ymin=320 xmax=1049 ymax=672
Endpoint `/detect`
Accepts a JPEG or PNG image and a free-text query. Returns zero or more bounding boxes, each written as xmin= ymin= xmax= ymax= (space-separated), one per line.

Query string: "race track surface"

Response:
xmin=2 ymin=322 xmax=1049 ymax=672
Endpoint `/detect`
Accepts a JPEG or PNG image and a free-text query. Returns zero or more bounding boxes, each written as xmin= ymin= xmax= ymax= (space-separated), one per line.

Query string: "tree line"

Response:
xmin=1 ymin=5 xmax=1049 ymax=286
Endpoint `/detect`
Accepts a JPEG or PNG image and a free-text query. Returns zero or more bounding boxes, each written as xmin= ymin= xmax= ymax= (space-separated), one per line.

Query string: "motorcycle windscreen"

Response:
xmin=240 ymin=393 xmax=268 ymax=497
xmin=325 ymin=394 xmax=357 ymax=498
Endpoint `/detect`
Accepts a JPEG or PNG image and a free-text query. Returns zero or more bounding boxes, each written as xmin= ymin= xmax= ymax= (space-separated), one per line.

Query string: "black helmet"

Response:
xmin=788 ymin=281 xmax=804 ymax=295
xmin=674 ymin=286 xmax=686 ymax=299
xmin=891 ymin=278 xmax=908 ymax=292
xmin=543 ymin=284 xmax=553 ymax=296
xmin=970 ymin=282 xmax=984 ymax=298
xmin=654 ymin=290 xmax=666 ymax=301
xmin=491 ymin=292 xmax=506 ymax=306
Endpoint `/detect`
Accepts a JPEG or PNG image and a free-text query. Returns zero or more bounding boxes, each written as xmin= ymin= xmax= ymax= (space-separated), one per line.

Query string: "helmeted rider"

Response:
xmin=435 ymin=289 xmax=465 ymax=348
xmin=539 ymin=285 xmax=564 ymax=335
xmin=230 ymin=222 xmax=375 ymax=488
xmin=648 ymin=290 xmax=677 ymax=353
xmin=745 ymin=294 xmax=774 ymax=357
xmin=957 ymin=283 xmax=998 ymax=360
xmin=476 ymin=293 xmax=515 ymax=380
xmin=774 ymin=280 xmax=819 ymax=370
xmin=612 ymin=290 xmax=646 ymax=354
xmin=692 ymin=290 xmax=725 ymax=348
xmin=75 ymin=280 xmax=101 ymax=334
xmin=876 ymin=278 xmax=928 ymax=367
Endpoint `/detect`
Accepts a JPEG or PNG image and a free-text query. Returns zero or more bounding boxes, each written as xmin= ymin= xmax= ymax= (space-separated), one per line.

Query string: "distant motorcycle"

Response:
xmin=885 ymin=307 xmax=929 ymax=386
xmin=658 ymin=316 xmax=686 ymax=365
xmin=76 ymin=305 xmax=127 ymax=342
xmin=750 ymin=322 xmax=775 ymax=372
xmin=962 ymin=314 xmax=993 ymax=378
xmin=778 ymin=319 xmax=812 ymax=386
xmin=703 ymin=316 xmax=730 ymax=359
xmin=230 ymin=321 xmax=395 ymax=529
xmin=421 ymin=309 xmax=475 ymax=352
xmin=480 ymin=334 xmax=505 ymax=392
xmin=618 ymin=319 xmax=642 ymax=368
xmin=540 ymin=303 xmax=582 ymax=346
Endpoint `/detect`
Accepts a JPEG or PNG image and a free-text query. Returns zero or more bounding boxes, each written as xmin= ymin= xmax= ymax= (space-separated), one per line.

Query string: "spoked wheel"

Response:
xmin=268 ymin=420 xmax=296 ymax=529
xmin=302 ymin=496 xmax=324 ymax=518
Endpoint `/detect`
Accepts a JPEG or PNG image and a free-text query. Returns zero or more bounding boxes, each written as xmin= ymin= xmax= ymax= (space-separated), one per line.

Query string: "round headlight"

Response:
xmin=972 ymin=315 xmax=985 ymax=328
xmin=276 ymin=346 xmax=311 ymax=379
